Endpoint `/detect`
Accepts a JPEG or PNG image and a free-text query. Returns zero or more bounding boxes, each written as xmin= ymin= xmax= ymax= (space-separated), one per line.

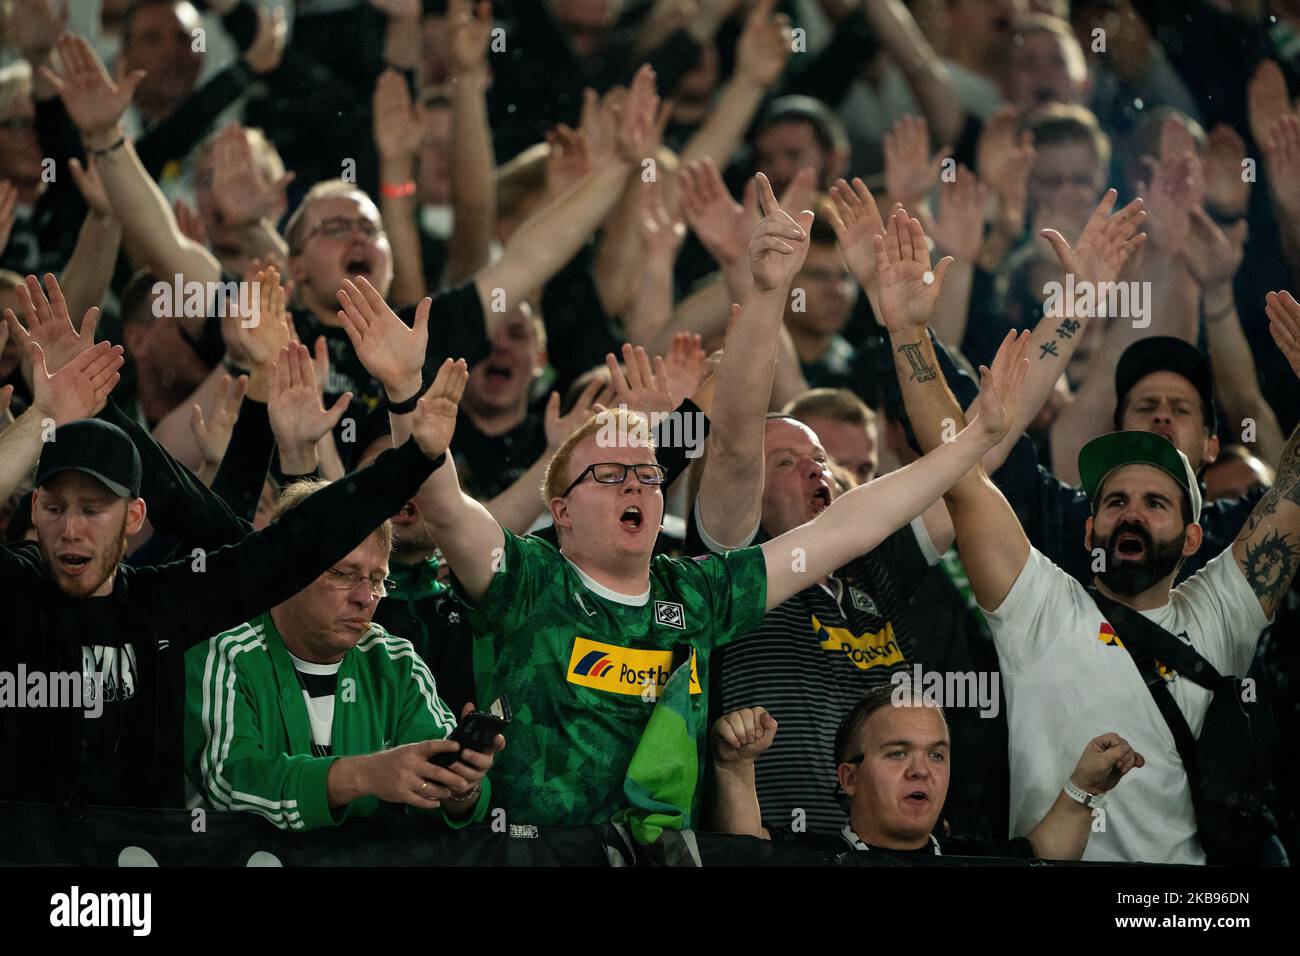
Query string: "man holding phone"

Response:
xmin=185 ymin=479 xmax=504 ymax=831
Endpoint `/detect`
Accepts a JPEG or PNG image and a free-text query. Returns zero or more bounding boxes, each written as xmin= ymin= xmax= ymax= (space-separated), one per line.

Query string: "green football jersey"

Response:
xmin=454 ymin=530 xmax=768 ymax=827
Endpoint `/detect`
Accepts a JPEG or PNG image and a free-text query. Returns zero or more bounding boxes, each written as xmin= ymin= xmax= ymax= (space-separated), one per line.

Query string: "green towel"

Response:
xmin=613 ymin=656 xmax=706 ymax=845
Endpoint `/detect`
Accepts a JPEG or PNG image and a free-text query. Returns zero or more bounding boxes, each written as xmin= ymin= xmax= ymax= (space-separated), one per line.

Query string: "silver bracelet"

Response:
xmin=445 ymin=784 xmax=481 ymax=804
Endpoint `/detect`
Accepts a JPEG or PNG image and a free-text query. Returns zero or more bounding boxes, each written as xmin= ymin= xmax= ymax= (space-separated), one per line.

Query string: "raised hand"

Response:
xmin=242 ymin=6 xmax=288 ymax=75
xmin=1202 ymin=123 xmax=1251 ymax=217
xmin=67 ymin=156 xmax=113 ymax=218
xmin=41 ymin=33 xmax=143 ymax=140
xmin=174 ymin=196 xmax=208 ymax=245
xmin=711 ymin=707 xmax=778 ymax=764
xmin=4 ymin=273 xmax=100 ymax=375
xmin=1071 ymin=733 xmax=1145 ymax=796
xmin=1139 ymin=149 xmax=1199 ymax=255
xmin=23 ymin=337 xmax=124 ymax=425
xmin=0 ymin=180 xmax=16 ymax=253
xmin=578 ymin=86 xmax=619 ymax=167
xmin=544 ymin=123 xmax=593 ymax=201
xmin=1248 ymin=59 xmax=1293 ymax=153
xmin=679 ymin=158 xmax=755 ymax=265
xmin=191 ymin=373 xmax=249 ymax=477
xmin=337 ymin=276 xmax=430 ymax=399
xmin=641 ymin=191 xmax=686 ymax=264
xmin=884 ymin=115 xmax=948 ymax=209
xmin=606 ymin=343 xmax=674 ymax=417
xmin=1158 ymin=117 xmax=1205 ymax=207
xmin=970 ymin=329 xmax=1031 ymax=443
xmin=9 ymin=0 xmax=68 ymax=61
xmin=976 ymin=106 xmax=1034 ymax=236
xmin=929 ymin=164 xmax=988 ymax=261
xmin=234 ymin=265 xmax=293 ymax=368
xmin=1265 ymin=290 xmax=1300 ymax=379
xmin=1181 ymin=206 xmax=1246 ymax=290
xmin=1039 ymin=188 xmax=1146 ymax=286
xmin=373 ymin=68 xmax=424 ymax=162
xmin=268 ymin=343 xmax=353 ymax=450
xmin=872 ymin=209 xmax=953 ymax=332
xmin=748 ymin=171 xmax=812 ymax=293
xmin=661 ymin=331 xmax=706 ymax=403
xmin=1264 ymin=113 xmax=1300 ymax=216
xmin=544 ymin=377 xmax=610 ymax=452
xmin=735 ymin=0 xmax=792 ymax=89
xmin=211 ymin=124 xmax=295 ymax=228
xmin=614 ymin=65 xmax=660 ymax=164
xmin=447 ymin=0 xmax=493 ymax=78
xmin=826 ymin=176 xmax=887 ymax=294
xmin=409 ymin=358 xmax=469 ymax=459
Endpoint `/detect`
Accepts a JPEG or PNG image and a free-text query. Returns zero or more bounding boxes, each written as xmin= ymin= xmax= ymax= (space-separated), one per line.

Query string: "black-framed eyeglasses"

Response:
xmin=562 ymin=462 xmax=668 ymax=498
xmin=0 ymin=116 xmax=35 ymax=133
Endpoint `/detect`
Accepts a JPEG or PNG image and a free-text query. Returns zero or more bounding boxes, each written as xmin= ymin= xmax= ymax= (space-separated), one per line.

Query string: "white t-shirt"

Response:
xmin=983 ymin=547 xmax=1270 ymax=864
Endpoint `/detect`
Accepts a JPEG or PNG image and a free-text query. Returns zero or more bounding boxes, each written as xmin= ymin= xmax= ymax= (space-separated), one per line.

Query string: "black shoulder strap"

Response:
xmin=1085 ymin=587 xmax=1224 ymax=690
xmin=1086 ymin=587 xmax=1208 ymax=811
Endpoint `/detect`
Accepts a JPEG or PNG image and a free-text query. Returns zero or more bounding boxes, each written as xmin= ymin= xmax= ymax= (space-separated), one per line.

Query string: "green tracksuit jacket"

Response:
xmin=184 ymin=611 xmax=490 ymax=830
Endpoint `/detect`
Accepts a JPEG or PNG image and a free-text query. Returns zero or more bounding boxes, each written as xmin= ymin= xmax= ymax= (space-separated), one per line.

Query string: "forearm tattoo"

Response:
xmin=897 ymin=341 xmax=938 ymax=383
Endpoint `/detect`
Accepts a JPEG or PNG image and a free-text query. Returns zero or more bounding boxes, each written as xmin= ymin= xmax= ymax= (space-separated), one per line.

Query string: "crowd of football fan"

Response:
xmin=1 ymin=0 xmax=1300 ymax=865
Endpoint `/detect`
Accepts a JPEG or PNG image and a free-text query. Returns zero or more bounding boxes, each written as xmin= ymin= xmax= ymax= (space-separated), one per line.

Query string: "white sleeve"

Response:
xmin=693 ymin=494 xmax=760 ymax=554
xmin=981 ymin=547 xmax=1087 ymax=675
xmin=909 ymin=514 xmax=942 ymax=567
xmin=1170 ymin=548 xmax=1272 ymax=677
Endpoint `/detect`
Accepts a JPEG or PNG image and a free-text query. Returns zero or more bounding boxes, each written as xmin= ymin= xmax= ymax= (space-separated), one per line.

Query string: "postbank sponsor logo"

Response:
xmin=567 ymin=637 xmax=702 ymax=696
xmin=812 ymin=614 xmax=904 ymax=671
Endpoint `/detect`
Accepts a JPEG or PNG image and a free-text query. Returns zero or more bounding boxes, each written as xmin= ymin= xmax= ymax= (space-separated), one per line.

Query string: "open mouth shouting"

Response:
xmin=810 ymin=483 xmax=832 ymax=516
xmin=484 ymin=362 xmax=513 ymax=384
xmin=619 ymin=505 xmax=645 ymax=533
xmin=1113 ymin=528 xmax=1149 ymax=561
xmin=393 ymin=500 xmax=419 ymax=527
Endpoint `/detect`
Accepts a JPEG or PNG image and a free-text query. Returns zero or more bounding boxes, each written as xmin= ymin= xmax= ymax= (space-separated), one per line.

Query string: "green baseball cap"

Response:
xmin=1078 ymin=431 xmax=1202 ymax=520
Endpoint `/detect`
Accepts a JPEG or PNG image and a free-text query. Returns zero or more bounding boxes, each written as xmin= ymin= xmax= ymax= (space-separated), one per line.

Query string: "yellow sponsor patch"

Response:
xmin=812 ymin=614 xmax=905 ymax=671
xmin=567 ymin=637 xmax=702 ymax=697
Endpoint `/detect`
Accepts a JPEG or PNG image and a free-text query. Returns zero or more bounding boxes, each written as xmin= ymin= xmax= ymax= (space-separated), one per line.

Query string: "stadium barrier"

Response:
xmin=0 ymin=802 xmax=1126 ymax=866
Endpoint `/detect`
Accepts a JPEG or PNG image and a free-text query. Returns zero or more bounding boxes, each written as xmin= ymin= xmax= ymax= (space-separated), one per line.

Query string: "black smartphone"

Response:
xmin=430 ymin=696 xmax=511 ymax=768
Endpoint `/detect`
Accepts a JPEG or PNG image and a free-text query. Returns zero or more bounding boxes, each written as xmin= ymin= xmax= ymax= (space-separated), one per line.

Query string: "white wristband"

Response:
xmin=1064 ymin=778 xmax=1106 ymax=810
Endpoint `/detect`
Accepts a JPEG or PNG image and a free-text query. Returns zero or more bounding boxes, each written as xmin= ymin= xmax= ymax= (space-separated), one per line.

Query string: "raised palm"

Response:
xmin=972 ymin=329 xmax=1031 ymax=442
xmin=42 ymin=34 xmax=142 ymax=137
xmin=872 ymin=209 xmax=953 ymax=333
xmin=826 ymin=177 xmax=886 ymax=294
xmin=373 ymin=69 xmax=424 ymax=161
xmin=409 ymin=358 xmax=469 ymax=459
xmin=336 ymin=277 xmax=430 ymax=396
xmin=5 ymin=273 xmax=99 ymax=375
xmin=1040 ymin=189 xmax=1146 ymax=286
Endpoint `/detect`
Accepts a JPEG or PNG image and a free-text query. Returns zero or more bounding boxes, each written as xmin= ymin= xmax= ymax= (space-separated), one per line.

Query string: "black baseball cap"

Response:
xmin=1113 ymin=336 xmax=1217 ymax=434
xmin=1079 ymin=430 xmax=1203 ymax=521
xmin=35 ymin=419 xmax=141 ymax=499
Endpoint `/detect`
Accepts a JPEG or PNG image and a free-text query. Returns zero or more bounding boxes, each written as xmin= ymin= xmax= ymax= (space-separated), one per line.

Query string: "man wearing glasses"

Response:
xmin=185 ymin=477 xmax=503 ymax=831
xmin=383 ymin=328 xmax=1030 ymax=827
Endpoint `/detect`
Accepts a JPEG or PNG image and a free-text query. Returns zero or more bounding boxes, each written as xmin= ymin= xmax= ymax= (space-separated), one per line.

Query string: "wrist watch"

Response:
xmin=1064 ymin=778 xmax=1106 ymax=811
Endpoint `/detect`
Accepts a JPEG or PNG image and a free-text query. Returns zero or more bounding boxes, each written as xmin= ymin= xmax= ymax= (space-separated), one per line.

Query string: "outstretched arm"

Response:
xmin=445 ymin=0 xmax=497 ymax=286
xmin=762 ymin=325 xmax=1027 ymax=611
xmin=472 ymin=65 xmax=660 ymax=332
xmin=1232 ymin=292 xmax=1300 ymax=621
xmin=872 ymin=209 xmax=1034 ymax=611
xmin=43 ymin=35 xmax=221 ymax=338
xmin=981 ymin=189 xmax=1146 ymax=474
xmin=335 ymin=277 xmax=505 ymax=600
xmin=698 ymin=173 xmax=812 ymax=550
